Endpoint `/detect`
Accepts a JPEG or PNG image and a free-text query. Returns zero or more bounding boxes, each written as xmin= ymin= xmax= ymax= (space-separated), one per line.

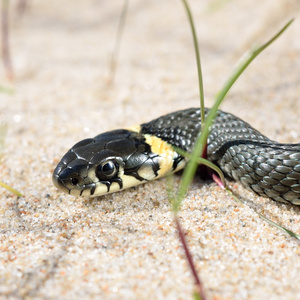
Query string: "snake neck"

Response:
xmin=141 ymin=107 xmax=203 ymax=152
xmin=141 ymin=107 xmax=271 ymax=156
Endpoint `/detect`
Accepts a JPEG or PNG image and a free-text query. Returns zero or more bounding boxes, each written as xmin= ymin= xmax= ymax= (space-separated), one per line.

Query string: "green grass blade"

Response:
xmin=171 ymin=147 xmax=226 ymax=212
xmin=0 ymin=180 xmax=23 ymax=197
xmin=193 ymin=291 xmax=202 ymax=300
xmin=200 ymin=19 xmax=294 ymax=153
xmin=259 ymin=215 xmax=300 ymax=240
xmin=181 ymin=0 xmax=205 ymax=125
xmin=172 ymin=156 xmax=225 ymax=212
xmin=173 ymin=19 xmax=294 ymax=212
xmin=212 ymin=19 xmax=294 ymax=116
xmin=0 ymin=123 xmax=23 ymax=197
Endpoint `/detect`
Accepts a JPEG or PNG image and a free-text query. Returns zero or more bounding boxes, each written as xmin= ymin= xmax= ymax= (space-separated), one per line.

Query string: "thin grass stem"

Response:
xmin=224 ymin=186 xmax=300 ymax=240
xmin=109 ymin=0 xmax=129 ymax=84
xmin=181 ymin=0 xmax=205 ymax=125
xmin=171 ymin=147 xmax=226 ymax=212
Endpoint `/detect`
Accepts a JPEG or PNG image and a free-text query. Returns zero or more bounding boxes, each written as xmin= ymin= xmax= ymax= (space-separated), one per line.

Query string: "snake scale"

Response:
xmin=53 ymin=108 xmax=300 ymax=205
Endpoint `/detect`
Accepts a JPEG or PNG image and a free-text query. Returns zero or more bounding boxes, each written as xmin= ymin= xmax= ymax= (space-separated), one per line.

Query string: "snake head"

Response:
xmin=52 ymin=129 xmax=170 ymax=197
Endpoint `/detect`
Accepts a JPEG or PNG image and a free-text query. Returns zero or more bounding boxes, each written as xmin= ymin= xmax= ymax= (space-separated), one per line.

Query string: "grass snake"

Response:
xmin=53 ymin=108 xmax=300 ymax=205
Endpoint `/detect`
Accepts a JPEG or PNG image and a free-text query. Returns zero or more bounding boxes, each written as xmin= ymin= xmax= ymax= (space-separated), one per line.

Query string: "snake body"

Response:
xmin=53 ymin=108 xmax=300 ymax=205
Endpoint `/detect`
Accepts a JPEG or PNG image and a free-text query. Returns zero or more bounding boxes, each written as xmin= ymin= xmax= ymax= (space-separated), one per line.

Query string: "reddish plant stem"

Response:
xmin=1 ymin=0 xmax=14 ymax=81
xmin=201 ymin=142 xmax=207 ymax=159
xmin=198 ymin=143 xmax=209 ymax=180
xmin=174 ymin=214 xmax=207 ymax=300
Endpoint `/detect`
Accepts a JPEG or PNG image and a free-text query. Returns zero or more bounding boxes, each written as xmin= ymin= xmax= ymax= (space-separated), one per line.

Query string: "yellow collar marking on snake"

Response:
xmin=144 ymin=134 xmax=185 ymax=178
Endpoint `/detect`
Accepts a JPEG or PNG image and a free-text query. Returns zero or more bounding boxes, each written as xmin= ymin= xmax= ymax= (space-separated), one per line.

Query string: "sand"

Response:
xmin=1 ymin=0 xmax=300 ymax=299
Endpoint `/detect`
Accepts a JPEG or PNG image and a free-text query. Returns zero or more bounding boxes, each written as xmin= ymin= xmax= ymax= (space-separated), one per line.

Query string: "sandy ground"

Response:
xmin=1 ymin=0 xmax=300 ymax=299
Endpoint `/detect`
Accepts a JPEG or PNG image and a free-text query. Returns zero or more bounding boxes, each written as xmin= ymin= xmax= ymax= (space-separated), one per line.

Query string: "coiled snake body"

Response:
xmin=53 ymin=108 xmax=300 ymax=205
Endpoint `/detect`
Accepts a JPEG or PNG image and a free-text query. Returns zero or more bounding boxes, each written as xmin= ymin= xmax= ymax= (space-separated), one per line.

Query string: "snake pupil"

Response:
xmin=71 ymin=177 xmax=79 ymax=185
xmin=102 ymin=162 xmax=114 ymax=175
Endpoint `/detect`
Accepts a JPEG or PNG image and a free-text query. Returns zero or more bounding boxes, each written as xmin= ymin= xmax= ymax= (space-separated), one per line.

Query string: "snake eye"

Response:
xmin=96 ymin=160 xmax=118 ymax=181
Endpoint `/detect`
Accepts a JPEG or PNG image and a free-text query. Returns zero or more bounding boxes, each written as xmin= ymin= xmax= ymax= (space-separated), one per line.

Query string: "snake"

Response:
xmin=52 ymin=108 xmax=300 ymax=205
